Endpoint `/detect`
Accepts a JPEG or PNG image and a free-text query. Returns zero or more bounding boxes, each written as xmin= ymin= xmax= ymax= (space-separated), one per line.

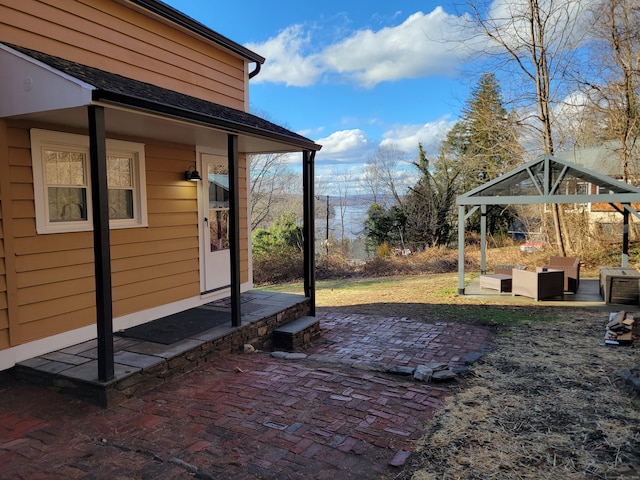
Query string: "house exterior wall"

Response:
xmin=1 ymin=120 xmax=249 ymax=349
xmin=0 ymin=119 xmax=12 ymax=351
xmin=0 ymin=0 xmax=248 ymax=111
xmin=0 ymin=0 xmax=252 ymax=363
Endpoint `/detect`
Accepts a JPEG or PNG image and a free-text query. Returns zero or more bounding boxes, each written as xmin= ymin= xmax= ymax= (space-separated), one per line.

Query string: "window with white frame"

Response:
xmin=576 ymin=181 xmax=589 ymax=208
xmin=30 ymin=129 xmax=148 ymax=234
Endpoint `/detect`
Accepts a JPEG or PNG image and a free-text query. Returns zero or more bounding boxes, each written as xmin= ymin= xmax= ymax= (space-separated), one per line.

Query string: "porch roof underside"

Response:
xmin=0 ymin=43 xmax=321 ymax=154
xmin=457 ymin=155 xmax=640 ymax=207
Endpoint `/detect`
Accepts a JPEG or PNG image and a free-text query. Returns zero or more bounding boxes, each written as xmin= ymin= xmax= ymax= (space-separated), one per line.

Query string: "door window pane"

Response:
xmin=210 ymin=209 xmax=230 ymax=252
xmin=208 ymin=162 xmax=230 ymax=252
xmin=208 ymin=163 xmax=229 ymax=208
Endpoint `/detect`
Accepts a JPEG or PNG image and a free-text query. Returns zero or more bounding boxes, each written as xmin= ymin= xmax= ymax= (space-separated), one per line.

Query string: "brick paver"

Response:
xmin=0 ymin=313 xmax=493 ymax=479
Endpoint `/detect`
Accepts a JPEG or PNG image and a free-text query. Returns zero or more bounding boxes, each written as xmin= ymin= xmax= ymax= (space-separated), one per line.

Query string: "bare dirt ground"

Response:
xmin=309 ymin=275 xmax=640 ymax=480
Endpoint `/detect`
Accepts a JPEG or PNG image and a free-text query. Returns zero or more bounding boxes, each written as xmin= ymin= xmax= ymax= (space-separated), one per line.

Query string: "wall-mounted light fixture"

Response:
xmin=184 ymin=165 xmax=202 ymax=181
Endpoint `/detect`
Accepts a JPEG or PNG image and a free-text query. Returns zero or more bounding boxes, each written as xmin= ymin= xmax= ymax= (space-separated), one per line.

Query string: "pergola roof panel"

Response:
xmin=458 ymin=155 xmax=640 ymax=205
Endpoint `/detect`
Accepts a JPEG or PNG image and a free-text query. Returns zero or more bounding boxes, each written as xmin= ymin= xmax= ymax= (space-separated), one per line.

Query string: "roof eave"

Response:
xmin=93 ymin=89 xmax=321 ymax=152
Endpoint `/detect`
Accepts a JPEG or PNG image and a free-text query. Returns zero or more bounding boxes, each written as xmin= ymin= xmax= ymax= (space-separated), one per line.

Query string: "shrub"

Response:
xmin=252 ymin=213 xmax=304 ymax=284
xmin=376 ymin=242 xmax=392 ymax=258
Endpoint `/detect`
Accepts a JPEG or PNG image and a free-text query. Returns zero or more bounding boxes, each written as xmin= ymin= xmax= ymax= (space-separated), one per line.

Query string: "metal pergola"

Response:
xmin=456 ymin=155 xmax=640 ymax=294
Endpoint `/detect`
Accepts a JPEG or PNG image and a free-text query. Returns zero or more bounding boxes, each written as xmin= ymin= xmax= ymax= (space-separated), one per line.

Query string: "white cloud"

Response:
xmin=245 ymin=25 xmax=323 ymax=87
xmin=246 ymin=1 xmax=594 ymax=89
xmin=314 ymin=129 xmax=374 ymax=164
xmin=308 ymin=119 xmax=456 ymax=168
xmin=311 ymin=120 xmax=455 ymax=194
xmin=246 ymin=8 xmax=474 ymax=88
xmin=380 ymin=118 xmax=455 ymax=154
xmin=321 ymin=8 xmax=472 ymax=87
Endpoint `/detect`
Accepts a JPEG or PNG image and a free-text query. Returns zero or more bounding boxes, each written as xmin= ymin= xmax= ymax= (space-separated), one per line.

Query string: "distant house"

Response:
xmin=555 ymin=142 xmax=639 ymax=232
xmin=0 ymin=0 xmax=321 ymax=375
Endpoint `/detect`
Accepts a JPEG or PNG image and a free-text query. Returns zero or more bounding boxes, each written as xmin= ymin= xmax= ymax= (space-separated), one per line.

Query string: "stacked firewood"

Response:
xmin=604 ymin=311 xmax=635 ymax=345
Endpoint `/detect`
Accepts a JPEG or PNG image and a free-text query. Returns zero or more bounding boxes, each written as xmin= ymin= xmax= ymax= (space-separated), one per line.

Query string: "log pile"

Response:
xmin=604 ymin=311 xmax=635 ymax=345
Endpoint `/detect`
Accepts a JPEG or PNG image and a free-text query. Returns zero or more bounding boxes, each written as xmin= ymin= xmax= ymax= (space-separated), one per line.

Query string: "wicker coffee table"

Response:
xmin=479 ymin=273 xmax=512 ymax=293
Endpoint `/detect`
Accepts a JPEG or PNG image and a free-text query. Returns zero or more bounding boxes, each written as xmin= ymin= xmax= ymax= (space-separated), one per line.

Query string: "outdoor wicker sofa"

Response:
xmin=543 ymin=256 xmax=580 ymax=293
xmin=511 ymin=268 xmax=565 ymax=301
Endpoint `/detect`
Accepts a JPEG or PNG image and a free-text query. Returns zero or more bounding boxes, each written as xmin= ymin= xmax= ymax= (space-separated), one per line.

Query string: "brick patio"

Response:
xmin=0 ymin=312 xmax=495 ymax=479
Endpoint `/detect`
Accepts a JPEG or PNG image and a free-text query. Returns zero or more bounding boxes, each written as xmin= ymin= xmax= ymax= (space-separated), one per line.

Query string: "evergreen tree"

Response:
xmin=403 ymin=145 xmax=458 ymax=248
xmin=364 ymin=203 xmax=407 ymax=252
xmin=440 ymin=73 xmax=522 ymax=234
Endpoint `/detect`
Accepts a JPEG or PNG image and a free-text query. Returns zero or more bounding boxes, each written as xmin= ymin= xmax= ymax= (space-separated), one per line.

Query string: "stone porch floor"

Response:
xmin=13 ymin=290 xmax=310 ymax=407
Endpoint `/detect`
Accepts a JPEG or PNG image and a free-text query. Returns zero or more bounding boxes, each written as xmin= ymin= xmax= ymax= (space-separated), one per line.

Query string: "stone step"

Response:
xmin=273 ymin=316 xmax=320 ymax=351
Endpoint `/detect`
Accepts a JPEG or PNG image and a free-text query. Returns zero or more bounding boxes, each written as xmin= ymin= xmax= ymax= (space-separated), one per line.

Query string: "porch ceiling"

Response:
xmin=8 ymin=105 xmax=303 ymax=154
xmin=0 ymin=43 xmax=321 ymax=155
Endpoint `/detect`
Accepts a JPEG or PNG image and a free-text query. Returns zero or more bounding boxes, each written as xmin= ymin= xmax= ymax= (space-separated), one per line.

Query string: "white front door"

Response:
xmin=202 ymin=153 xmax=230 ymax=292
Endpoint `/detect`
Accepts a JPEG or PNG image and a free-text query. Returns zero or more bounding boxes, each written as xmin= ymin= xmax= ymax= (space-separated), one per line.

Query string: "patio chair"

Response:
xmin=543 ymin=256 xmax=580 ymax=293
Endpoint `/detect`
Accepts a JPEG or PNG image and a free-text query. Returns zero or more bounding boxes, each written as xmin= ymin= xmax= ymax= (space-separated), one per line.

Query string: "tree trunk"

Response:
xmin=529 ymin=0 xmax=566 ymax=256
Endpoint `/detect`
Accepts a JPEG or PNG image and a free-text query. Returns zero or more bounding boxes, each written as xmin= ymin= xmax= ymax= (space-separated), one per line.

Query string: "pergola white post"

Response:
xmin=458 ymin=205 xmax=466 ymax=295
xmin=480 ymin=204 xmax=487 ymax=274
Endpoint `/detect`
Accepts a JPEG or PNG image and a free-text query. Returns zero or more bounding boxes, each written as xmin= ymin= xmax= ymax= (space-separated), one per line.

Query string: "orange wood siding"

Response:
xmin=0 ymin=0 xmax=247 ymax=110
xmin=0 ymin=1 xmax=255 ymax=350
xmin=6 ymin=124 xmax=204 ymax=344
xmin=1 ymin=123 xmax=251 ymax=347
xmin=0 ymin=193 xmax=8 ymax=350
xmin=0 ymin=120 xmax=17 ymax=349
xmin=0 ymin=120 xmax=11 ymax=350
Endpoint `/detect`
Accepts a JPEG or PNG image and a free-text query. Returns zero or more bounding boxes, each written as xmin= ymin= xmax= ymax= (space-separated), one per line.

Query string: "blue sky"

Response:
xmin=162 ymin=1 xmax=495 ymax=189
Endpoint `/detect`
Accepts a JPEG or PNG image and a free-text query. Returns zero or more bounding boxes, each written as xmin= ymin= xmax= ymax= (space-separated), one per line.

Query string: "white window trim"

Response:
xmin=31 ymin=129 xmax=148 ymax=234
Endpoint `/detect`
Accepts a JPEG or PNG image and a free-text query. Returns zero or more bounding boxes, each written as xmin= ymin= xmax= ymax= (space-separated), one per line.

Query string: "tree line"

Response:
xmin=250 ymin=0 xmax=639 ymax=262
xmin=363 ymin=0 xmax=638 ymax=255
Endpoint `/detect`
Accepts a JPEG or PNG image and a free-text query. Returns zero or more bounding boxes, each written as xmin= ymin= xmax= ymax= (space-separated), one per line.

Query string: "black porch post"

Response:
xmin=88 ymin=105 xmax=114 ymax=382
xmin=228 ymin=134 xmax=241 ymax=327
xmin=302 ymin=150 xmax=316 ymax=316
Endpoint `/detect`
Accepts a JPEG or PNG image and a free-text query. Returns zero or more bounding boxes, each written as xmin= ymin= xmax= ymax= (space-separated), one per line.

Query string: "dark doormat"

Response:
xmin=205 ymin=294 xmax=255 ymax=307
xmin=117 ymin=307 xmax=231 ymax=345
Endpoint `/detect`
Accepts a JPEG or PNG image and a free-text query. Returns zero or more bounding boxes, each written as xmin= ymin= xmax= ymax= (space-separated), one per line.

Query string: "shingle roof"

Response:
xmin=6 ymin=43 xmax=320 ymax=151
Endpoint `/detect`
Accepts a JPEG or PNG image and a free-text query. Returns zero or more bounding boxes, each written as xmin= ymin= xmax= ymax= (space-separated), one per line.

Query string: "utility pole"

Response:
xmin=325 ymin=195 xmax=330 ymax=256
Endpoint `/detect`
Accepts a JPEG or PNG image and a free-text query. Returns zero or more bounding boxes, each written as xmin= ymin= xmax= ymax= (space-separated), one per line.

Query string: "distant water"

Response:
xmin=316 ymin=203 xmax=370 ymax=241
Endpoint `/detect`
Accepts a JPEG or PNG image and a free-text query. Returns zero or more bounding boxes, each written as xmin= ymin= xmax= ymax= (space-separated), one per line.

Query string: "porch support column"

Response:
xmin=622 ymin=205 xmax=629 ymax=267
xmin=303 ymin=150 xmax=316 ymax=315
xmin=458 ymin=205 xmax=465 ymax=295
xmin=228 ymin=134 xmax=241 ymax=327
xmin=88 ymin=105 xmax=114 ymax=382
xmin=480 ymin=205 xmax=487 ymax=274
